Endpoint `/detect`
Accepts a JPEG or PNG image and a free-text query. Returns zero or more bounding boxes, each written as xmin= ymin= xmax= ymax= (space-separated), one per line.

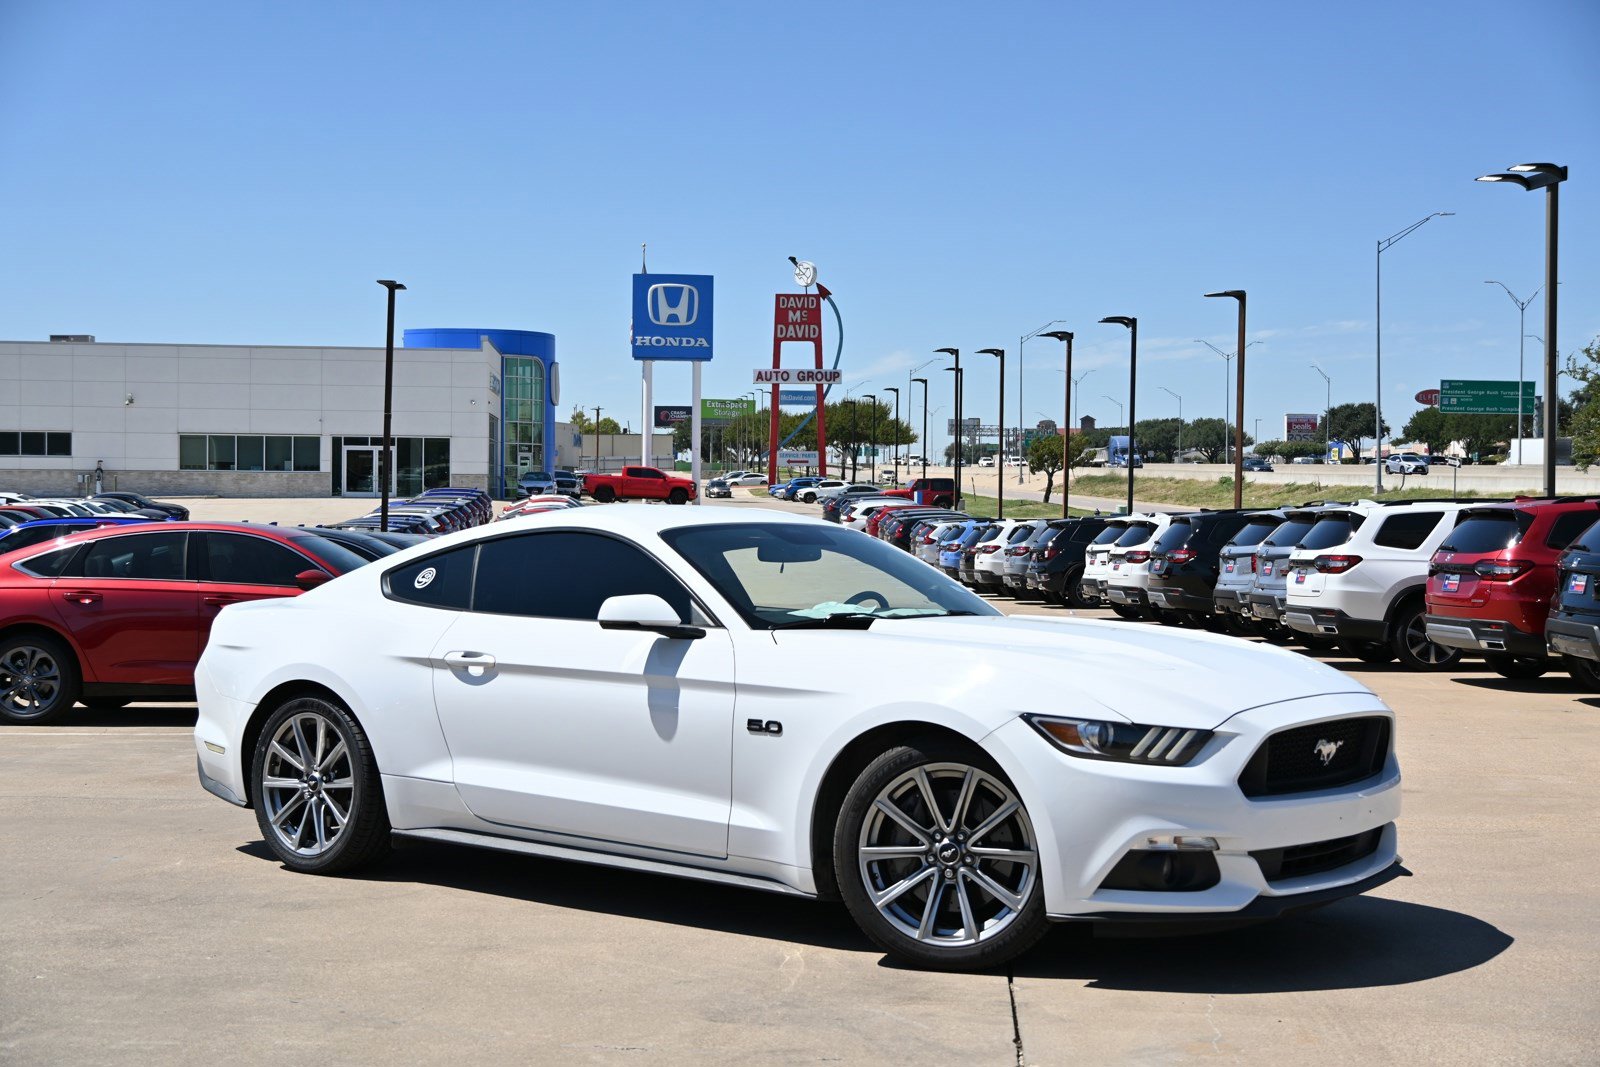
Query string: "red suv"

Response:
xmin=0 ymin=523 xmax=367 ymax=724
xmin=1423 ymin=498 xmax=1600 ymax=678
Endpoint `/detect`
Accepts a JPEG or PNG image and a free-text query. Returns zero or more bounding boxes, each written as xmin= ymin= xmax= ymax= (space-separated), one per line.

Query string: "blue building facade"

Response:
xmin=403 ymin=328 xmax=558 ymax=499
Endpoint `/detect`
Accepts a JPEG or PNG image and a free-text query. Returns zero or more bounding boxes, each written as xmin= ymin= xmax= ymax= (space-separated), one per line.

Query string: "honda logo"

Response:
xmin=647 ymin=283 xmax=698 ymax=326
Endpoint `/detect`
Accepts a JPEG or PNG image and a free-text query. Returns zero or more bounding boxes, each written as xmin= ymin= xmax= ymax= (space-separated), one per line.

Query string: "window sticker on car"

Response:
xmin=1571 ymin=575 xmax=1588 ymax=594
xmin=414 ymin=567 xmax=437 ymax=589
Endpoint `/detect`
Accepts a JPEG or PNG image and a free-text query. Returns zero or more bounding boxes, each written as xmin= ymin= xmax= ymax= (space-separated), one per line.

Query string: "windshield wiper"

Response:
xmin=771 ymin=613 xmax=877 ymax=630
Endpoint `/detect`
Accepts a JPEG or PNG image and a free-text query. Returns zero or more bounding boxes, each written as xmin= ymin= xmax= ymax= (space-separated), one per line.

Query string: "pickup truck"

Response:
xmin=583 ymin=466 xmax=697 ymax=504
xmin=881 ymin=477 xmax=956 ymax=507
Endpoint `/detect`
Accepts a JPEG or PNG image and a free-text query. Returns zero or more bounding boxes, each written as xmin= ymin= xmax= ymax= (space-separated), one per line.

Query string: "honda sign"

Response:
xmin=632 ymin=274 xmax=714 ymax=361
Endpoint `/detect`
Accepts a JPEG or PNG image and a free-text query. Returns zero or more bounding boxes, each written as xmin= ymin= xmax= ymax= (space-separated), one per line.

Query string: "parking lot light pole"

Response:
xmin=1485 ymin=281 xmax=1542 ymax=466
xmin=1099 ymin=317 xmax=1137 ymax=515
xmin=977 ymin=349 xmax=1005 ymax=518
xmin=911 ymin=378 xmax=929 ymax=483
xmin=1478 ymin=163 xmax=1566 ymax=496
xmin=1374 ymin=213 xmax=1453 ymax=492
xmin=883 ymin=387 xmax=900 ymax=484
xmin=376 ymin=279 xmax=405 ymax=532
xmin=1160 ymin=387 xmax=1182 ymax=458
xmin=1202 ymin=292 xmax=1246 ymax=508
xmin=843 ymin=399 xmax=858 ymax=482
xmin=863 ymin=394 xmax=878 ymax=479
xmin=936 ymin=349 xmax=961 ymax=503
xmin=1040 ymin=331 xmax=1074 ymax=517
xmin=1311 ymin=363 xmax=1331 ymax=455
xmin=1019 ymin=321 xmax=1068 ymax=484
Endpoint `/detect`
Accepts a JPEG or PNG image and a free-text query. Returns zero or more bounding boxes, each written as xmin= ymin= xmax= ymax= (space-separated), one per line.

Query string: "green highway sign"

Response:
xmin=1439 ymin=379 xmax=1536 ymax=415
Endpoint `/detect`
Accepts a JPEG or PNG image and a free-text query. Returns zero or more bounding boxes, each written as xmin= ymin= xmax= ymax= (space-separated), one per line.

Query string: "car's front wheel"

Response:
xmin=0 ymin=633 xmax=80 ymax=725
xmin=835 ymin=740 xmax=1047 ymax=971
xmin=251 ymin=696 xmax=391 ymax=874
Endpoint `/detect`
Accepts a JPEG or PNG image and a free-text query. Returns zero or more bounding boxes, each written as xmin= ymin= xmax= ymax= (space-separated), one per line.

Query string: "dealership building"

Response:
xmin=0 ymin=328 xmax=559 ymax=498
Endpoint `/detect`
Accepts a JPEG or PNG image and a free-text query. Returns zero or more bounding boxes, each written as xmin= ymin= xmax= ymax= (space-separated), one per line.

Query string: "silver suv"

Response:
xmin=1384 ymin=452 xmax=1429 ymax=475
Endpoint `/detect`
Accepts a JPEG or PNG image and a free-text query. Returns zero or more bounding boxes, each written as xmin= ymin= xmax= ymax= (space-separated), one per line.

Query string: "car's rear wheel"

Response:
xmin=835 ymin=740 xmax=1047 ymax=971
xmin=251 ymin=696 xmax=391 ymax=874
xmin=80 ymin=697 xmax=130 ymax=711
xmin=801 ymin=492 xmax=816 ymax=503
xmin=1109 ymin=604 xmax=1142 ymax=621
xmin=1295 ymin=633 xmax=1340 ymax=651
xmin=594 ymin=486 xmax=616 ymax=503
xmin=667 ymin=488 xmax=688 ymax=505
xmin=1340 ymin=638 xmax=1395 ymax=664
xmin=1390 ymin=601 xmax=1461 ymax=672
xmin=1485 ymin=654 xmax=1548 ymax=680
xmin=1562 ymin=654 xmax=1600 ymax=689
xmin=0 ymin=634 xmax=80 ymax=725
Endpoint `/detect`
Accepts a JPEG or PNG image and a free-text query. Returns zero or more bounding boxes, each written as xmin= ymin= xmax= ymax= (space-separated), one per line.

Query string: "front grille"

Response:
xmin=1250 ymin=825 xmax=1386 ymax=883
xmin=1238 ymin=716 xmax=1390 ymax=798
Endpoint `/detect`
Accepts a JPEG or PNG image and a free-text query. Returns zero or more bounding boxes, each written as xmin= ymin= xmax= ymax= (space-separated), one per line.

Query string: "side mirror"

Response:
xmin=295 ymin=569 xmax=333 ymax=592
xmin=597 ymin=594 xmax=704 ymax=640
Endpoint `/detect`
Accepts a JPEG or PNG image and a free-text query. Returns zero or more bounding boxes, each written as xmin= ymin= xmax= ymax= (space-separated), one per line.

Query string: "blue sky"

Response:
xmin=2 ymin=0 xmax=1595 ymax=449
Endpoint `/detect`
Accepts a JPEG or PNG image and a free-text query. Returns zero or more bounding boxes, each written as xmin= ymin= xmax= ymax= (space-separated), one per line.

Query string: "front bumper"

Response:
xmin=982 ymin=696 xmax=1403 ymax=920
xmin=1424 ymin=615 xmax=1543 ymax=658
xmin=1283 ymin=606 xmax=1385 ymax=642
xmin=1547 ymin=615 xmax=1600 ymax=662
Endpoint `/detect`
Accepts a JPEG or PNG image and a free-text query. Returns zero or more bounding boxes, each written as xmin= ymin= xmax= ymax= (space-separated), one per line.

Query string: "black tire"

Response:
xmin=1486 ymin=654 xmax=1549 ymax=680
xmin=834 ymin=738 xmax=1048 ymax=971
xmin=1390 ymin=600 xmax=1461 ymax=672
xmin=1295 ymin=633 xmax=1340 ymax=651
xmin=1110 ymin=604 xmax=1142 ymax=621
xmin=801 ymin=492 xmax=817 ymax=503
xmin=1563 ymin=655 xmax=1600 ymax=689
xmin=0 ymin=632 xmax=81 ymax=725
xmin=1259 ymin=623 xmax=1294 ymax=645
xmin=1340 ymin=639 xmax=1395 ymax=664
xmin=251 ymin=695 xmax=391 ymax=874
xmin=594 ymin=486 xmax=616 ymax=504
xmin=80 ymin=697 xmax=130 ymax=711
xmin=667 ymin=488 xmax=688 ymax=505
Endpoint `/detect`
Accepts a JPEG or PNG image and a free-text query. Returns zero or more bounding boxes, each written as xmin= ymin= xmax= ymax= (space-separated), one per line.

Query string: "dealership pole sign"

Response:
xmin=631 ymin=275 xmax=714 ymax=361
xmin=767 ymin=285 xmax=829 ymax=480
xmin=1284 ymin=413 xmax=1320 ymax=441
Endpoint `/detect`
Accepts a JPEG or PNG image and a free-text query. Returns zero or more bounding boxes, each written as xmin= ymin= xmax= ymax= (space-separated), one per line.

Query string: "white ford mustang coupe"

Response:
xmin=194 ymin=506 xmax=1403 ymax=970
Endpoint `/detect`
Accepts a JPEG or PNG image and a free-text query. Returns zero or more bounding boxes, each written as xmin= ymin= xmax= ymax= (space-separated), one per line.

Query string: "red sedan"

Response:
xmin=0 ymin=523 xmax=367 ymax=724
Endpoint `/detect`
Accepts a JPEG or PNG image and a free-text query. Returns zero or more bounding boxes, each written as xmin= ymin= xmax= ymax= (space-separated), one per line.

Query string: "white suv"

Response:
xmin=1283 ymin=501 xmax=1470 ymax=670
xmin=1383 ymin=452 xmax=1429 ymax=475
xmin=1078 ymin=517 xmax=1132 ymax=605
xmin=1103 ymin=513 xmax=1175 ymax=618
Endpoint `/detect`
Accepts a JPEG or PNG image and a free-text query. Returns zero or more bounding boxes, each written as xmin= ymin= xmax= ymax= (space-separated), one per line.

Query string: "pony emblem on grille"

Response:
xmin=1313 ymin=738 xmax=1344 ymax=767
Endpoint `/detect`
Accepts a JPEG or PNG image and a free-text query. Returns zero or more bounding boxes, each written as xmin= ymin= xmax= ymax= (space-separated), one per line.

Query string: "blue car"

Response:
xmin=0 ymin=516 xmax=161 ymax=557
xmin=781 ymin=476 xmax=824 ymax=501
xmin=938 ymin=520 xmax=988 ymax=577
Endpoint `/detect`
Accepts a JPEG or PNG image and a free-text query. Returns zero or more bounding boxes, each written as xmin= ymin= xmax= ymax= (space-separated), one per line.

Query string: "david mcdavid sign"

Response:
xmin=631 ymin=274 xmax=714 ymax=361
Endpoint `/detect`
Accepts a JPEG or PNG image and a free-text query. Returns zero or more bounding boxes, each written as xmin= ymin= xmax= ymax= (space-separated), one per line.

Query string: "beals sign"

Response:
xmin=1284 ymin=413 xmax=1320 ymax=441
xmin=631 ymin=274 xmax=714 ymax=361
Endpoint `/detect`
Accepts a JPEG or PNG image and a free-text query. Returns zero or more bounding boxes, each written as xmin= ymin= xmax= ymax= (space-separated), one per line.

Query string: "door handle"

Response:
xmin=62 ymin=591 xmax=102 ymax=605
xmin=442 ymin=651 xmax=496 ymax=677
xmin=203 ymin=595 xmax=240 ymax=606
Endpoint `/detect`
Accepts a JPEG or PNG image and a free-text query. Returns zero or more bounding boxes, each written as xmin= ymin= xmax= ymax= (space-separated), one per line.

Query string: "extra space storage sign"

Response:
xmin=632 ymin=274 xmax=713 ymax=361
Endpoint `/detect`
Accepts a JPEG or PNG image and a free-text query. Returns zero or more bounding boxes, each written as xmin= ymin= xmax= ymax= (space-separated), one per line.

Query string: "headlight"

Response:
xmin=1023 ymin=714 xmax=1212 ymax=766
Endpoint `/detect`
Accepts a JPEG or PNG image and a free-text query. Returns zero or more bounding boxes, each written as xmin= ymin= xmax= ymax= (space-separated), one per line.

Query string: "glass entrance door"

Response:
xmin=342 ymin=446 xmax=381 ymax=496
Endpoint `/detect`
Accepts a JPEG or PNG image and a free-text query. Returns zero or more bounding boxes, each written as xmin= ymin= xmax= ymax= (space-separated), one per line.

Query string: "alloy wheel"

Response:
xmin=857 ymin=763 xmax=1038 ymax=948
xmin=0 ymin=645 xmax=64 ymax=721
xmin=260 ymin=710 xmax=357 ymax=857
xmin=1403 ymin=612 xmax=1458 ymax=668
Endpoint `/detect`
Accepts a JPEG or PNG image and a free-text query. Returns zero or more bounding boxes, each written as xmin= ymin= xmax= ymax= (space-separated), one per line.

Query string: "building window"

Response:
xmin=0 ymin=431 xmax=71 ymax=457
xmin=330 ymin=435 xmax=451 ymax=496
xmin=500 ymin=356 xmax=545 ymax=496
xmin=179 ymin=435 xmax=320 ymax=472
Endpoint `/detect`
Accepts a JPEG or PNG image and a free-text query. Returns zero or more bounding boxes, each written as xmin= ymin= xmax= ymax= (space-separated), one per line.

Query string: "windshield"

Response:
xmin=1113 ymin=522 xmax=1157 ymax=547
xmin=1226 ymin=519 xmax=1281 ymax=548
xmin=1441 ymin=512 xmax=1527 ymax=553
xmin=1152 ymin=522 xmax=1195 ymax=553
xmin=1263 ymin=517 xmax=1315 ymax=548
xmin=1299 ymin=514 xmax=1363 ymax=551
xmin=662 ymin=522 xmax=1001 ymax=629
xmin=1007 ymin=524 xmax=1036 ymax=545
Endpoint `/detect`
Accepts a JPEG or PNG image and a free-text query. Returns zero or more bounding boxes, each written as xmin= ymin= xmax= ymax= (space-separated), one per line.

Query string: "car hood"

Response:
xmin=771 ymin=615 xmax=1370 ymax=731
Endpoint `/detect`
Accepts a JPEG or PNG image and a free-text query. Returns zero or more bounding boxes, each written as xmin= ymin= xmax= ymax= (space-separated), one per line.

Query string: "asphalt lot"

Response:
xmin=3 ymin=495 xmax=1598 ymax=1065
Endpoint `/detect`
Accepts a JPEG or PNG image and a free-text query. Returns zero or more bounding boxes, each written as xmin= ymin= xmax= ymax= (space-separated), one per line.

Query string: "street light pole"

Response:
xmin=1375 ymin=212 xmax=1454 ymax=490
xmin=863 ymin=394 xmax=878 ymax=480
xmin=884 ymin=387 xmax=900 ymax=485
xmin=1019 ymin=321 xmax=1067 ymax=485
xmin=1102 ymin=395 xmax=1123 ymax=428
xmin=1041 ymin=331 xmax=1074 ymax=517
xmin=1194 ymin=338 xmax=1262 ymax=462
xmin=1098 ymin=318 xmax=1137 ymax=515
xmin=1486 ymin=281 xmax=1542 ymax=464
xmin=1160 ymin=387 xmax=1182 ymax=459
xmin=977 ymin=350 xmax=1005 ymax=517
xmin=1204 ymin=291 xmax=1247 ymax=508
xmin=936 ymin=348 xmax=961 ymax=505
xmin=1311 ymin=363 xmax=1331 ymax=456
xmin=844 ymin=399 xmax=858 ymax=482
xmin=1478 ymin=163 xmax=1566 ymax=496
xmin=593 ymin=407 xmax=603 ymax=472
xmin=912 ymin=377 xmax=929 ymax=484
xmin=376 ymin=279 xmax=405 ymax=531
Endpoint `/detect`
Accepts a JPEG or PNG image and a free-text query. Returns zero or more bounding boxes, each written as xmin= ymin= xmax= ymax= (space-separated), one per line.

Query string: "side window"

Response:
xmin=1545 ymin=511 xmax=1598 ymax=549
xmin=80 ymin=531 xmax=188 ymax=581
xmin=1373 ymin=512 xmax=1443 ymax=551
xmin=472 ymin=531 xmax=694 ymax=622
xmin=386 ymin=544 xmax=476 ymax=609
xmin=202 ymin=533 xmax=314 ymax=586
xmin=12 ymin=545 xmax=79 ymax=578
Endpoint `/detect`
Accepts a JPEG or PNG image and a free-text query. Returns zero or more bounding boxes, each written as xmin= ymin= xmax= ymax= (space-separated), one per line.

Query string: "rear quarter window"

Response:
xmin=1372 ymin=512 xmax=1443 ymax=551
xmin=1544 ymin=510 xmax=1599 ymax=549
xmin=386 ymin=545 xmax=476 ymax=609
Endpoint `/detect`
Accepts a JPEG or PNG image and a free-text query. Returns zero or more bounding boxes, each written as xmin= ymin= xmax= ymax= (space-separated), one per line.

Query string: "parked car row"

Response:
xmin=324 ymin=487 xmax=493 ymax=535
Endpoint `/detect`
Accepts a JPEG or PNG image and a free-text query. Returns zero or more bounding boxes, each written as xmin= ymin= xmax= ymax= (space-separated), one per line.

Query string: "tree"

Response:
xmin=1400 ymin=406 xmax=1453 ymax=456
xmin=569 ymin=406 xmax=621 ymax=435
xmin=1251 ymin=438 xmax=1324 ymax=462
xmin=1182 ymin=418 xmax=1254 ymax=463
xmin=1131 ymin=418 xmax=1182 ymax=463
xmin=1026 ymin=434 xmax=1065 ymax=503
xmin=1324 ymin=402 xmax=1387 ymax=462
xmin=1568 ymin=336 xmax=1600 ymax=469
